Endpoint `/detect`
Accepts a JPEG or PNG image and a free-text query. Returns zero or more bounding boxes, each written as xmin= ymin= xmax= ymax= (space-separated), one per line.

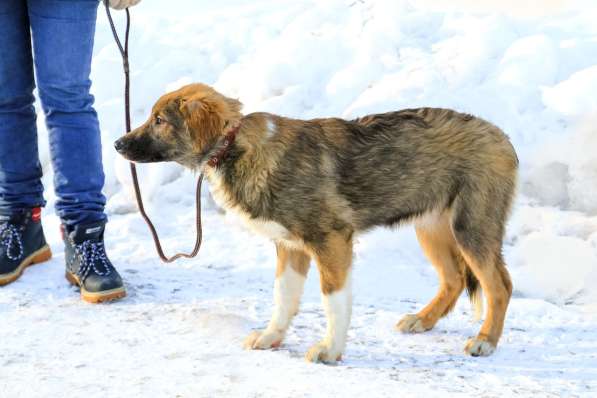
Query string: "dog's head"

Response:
xmin=114 ymin=83 xmax=242 ymax=168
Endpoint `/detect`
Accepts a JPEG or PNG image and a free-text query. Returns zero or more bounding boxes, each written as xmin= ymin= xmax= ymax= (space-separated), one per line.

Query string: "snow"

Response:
xmin=2 ymin=0 xmax=597 ymax=396
xmin=543 ymin=66 xmax=597 ymax=116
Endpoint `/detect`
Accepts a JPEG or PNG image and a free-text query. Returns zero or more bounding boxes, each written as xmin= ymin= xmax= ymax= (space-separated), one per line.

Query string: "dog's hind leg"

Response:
xmin=451 ymin=185 xmax=514 ymax=357
xmin=244 ymin=243 xmax=310 ymax=350
xmin=304 ymin=231 xmax=353 ymax=364
xmin=457 ymin=247 xmax=512 ymax=356
xmin=397 ymin=211 xmax=465 ymax=333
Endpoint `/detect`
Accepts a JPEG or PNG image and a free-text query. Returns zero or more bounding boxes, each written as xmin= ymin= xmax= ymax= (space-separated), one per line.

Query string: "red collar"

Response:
xmin=207 ymin=124 xmax=241 ymax=168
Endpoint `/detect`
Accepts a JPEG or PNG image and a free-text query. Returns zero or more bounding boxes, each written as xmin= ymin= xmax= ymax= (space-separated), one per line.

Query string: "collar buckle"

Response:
xmin=207 ymin=124 xmax=240 ymax=168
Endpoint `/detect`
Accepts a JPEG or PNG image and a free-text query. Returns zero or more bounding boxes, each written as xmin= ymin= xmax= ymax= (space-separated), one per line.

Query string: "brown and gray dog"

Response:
xmin=115 ymin=83 xmax=518 ymax=363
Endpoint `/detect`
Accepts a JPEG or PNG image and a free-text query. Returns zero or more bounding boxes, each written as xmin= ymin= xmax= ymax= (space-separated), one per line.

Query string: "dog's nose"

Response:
xmin=114 ymin=138 xmax=128 ymax=153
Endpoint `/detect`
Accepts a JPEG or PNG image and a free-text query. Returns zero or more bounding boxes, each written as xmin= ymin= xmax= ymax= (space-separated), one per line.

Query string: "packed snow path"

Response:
xmin=1 ymin=211 xmax=596 ymax=397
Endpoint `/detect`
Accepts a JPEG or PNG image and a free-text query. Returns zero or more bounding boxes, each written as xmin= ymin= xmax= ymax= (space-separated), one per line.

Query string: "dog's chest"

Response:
xmin=206 ymin=169 xmax=294 ymax=243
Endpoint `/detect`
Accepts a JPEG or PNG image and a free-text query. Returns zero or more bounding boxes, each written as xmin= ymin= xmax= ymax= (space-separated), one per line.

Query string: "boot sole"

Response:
xmin=0 ymin=245 xmax=52 ymax=286
xmin=65 ymin=272 xmax=127 ymax=304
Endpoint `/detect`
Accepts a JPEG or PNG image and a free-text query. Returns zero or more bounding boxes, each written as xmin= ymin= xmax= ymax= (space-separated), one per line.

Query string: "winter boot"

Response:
xmin=63 ymin=220 xmax=126 ymax=303
xmin=0 ymin=207 xmax=52 ymax=286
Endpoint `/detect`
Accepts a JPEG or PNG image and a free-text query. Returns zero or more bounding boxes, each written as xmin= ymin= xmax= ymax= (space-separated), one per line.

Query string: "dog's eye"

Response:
xmin=155 ymin=116 xmax=163 ymax=125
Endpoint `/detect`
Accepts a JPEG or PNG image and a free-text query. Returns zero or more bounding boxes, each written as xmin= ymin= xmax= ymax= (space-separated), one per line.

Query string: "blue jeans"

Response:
xmin=0 ymin=0 xmax=106 ymax=226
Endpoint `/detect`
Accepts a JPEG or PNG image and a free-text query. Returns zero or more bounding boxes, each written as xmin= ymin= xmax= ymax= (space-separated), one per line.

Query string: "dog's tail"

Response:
xmin=446 ymin=251 xmax=483 ymax=321
xmin=465 ymin=266 xmax=483 ymax=321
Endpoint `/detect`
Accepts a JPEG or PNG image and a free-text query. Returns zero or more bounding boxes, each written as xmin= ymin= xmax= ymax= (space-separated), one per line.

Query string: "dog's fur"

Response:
xmin=115 ymin=83 xmax=518 ymax=362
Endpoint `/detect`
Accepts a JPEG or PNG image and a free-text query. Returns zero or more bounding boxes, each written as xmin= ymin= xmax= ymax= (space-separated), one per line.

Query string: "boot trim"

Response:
xmin=0 ymin=245 xmax=52 ymax=286
xmin=65 ymin=271 xmax=127 ymax=303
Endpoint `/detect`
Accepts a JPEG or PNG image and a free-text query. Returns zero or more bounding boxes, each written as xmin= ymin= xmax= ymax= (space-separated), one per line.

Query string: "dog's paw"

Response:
xmin=464 ymin=337 xmax=496 ymax=357
xmin=243 ymin=330 xmax=284 ymax=350
xmin=396 ymin=314 xmax=430 ymax=333
xmin=305 ymin=342 xmax=342 ymax=364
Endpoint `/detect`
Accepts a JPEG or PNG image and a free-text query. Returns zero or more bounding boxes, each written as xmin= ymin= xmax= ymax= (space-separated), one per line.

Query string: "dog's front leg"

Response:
xmin=244 ymin=243 xmax=310 ymax=350
xmin=305 ymin=232 xmax=353 ymax=364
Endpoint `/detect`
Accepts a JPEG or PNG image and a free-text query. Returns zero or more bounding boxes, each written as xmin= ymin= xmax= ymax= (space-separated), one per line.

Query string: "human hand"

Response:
xmin=107 ymin=0 xmax=142 ymax=10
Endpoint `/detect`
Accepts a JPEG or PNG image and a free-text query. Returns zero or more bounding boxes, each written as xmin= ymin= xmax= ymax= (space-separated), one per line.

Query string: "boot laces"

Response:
xmin=72 ymin=240 xmax=112 ymax=282
xmin=0 ymin=223 xmax=24 ymax=261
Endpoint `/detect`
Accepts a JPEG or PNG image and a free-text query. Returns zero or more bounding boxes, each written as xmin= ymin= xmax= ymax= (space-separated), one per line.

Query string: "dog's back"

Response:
xmin=291 ymin=107 xmax=518 ymax=233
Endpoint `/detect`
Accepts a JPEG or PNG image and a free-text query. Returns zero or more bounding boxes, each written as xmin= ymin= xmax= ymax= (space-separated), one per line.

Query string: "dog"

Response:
xmin=115 ymin=83 xmax=518 ymax=363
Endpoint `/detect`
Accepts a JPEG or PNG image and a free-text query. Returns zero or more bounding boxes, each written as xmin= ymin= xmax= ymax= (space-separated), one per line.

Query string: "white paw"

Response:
xmin=243 ymin=329 xmax=284 ymax=350
xmin=464 ymin=337 xmax=496 ymax=357
xmin=305 ymin=341 xmax=343 ymax=364
xmin=396 ymin=314 xmax=429 ymax=333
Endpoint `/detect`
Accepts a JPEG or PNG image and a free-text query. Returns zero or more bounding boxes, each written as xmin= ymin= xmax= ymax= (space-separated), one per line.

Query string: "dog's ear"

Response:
xmin=179 ymin=97 xmax=224 ymax=150
xmin=179 ymin=92 xmax=243 ymax=146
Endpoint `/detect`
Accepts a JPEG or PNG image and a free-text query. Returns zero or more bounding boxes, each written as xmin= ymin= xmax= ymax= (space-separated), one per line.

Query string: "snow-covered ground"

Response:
xmin=2 ymin=0 xmax=597 ymax=396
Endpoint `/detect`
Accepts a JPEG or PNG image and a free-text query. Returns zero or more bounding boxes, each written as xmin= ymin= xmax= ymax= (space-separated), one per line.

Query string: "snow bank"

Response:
xmin=508 ymin=204 xmax=597 ymax=304
xmin=513 ymin=232 xmax=597 ymax=304
xmin=543 ymin=66 xmax=597 ymax=116
xmin=32 ymin=0 xmax=597 ymax=305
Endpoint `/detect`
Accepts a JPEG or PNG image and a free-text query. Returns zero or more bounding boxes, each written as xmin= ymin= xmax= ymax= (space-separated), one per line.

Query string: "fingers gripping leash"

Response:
xmin=103 ymin=1 xmax=204 ymax=263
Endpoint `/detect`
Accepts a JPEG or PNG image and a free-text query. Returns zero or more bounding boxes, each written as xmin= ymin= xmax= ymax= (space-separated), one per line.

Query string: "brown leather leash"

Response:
xmin=104 ymin=1 xmax=203 ymax=263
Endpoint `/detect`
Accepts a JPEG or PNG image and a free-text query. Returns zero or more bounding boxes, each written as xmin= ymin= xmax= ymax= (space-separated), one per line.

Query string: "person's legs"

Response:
xmin=0 ymin=0 xmax=52 ymax=285
xmin=0 ymin=0 xmax=45 ymax=213
xmin=26 ymin=0 xmax=125 ymax=302
xmin=28 ymin=0 xmax=106 ymax=227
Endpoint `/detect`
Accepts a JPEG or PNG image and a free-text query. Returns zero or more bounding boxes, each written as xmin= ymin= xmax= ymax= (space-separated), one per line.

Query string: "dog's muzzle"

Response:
xmin=113 ymin=137 xmax=129 ymax=154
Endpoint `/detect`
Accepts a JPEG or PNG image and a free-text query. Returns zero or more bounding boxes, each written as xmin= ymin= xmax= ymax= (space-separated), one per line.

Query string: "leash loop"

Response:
xmin=104 ymin=1 xmax=204 ymax=263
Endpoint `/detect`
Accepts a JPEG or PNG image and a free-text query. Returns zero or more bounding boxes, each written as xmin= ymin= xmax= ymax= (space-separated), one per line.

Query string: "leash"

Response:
xmin=104 ymin=1 xmax=204 ymax=263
